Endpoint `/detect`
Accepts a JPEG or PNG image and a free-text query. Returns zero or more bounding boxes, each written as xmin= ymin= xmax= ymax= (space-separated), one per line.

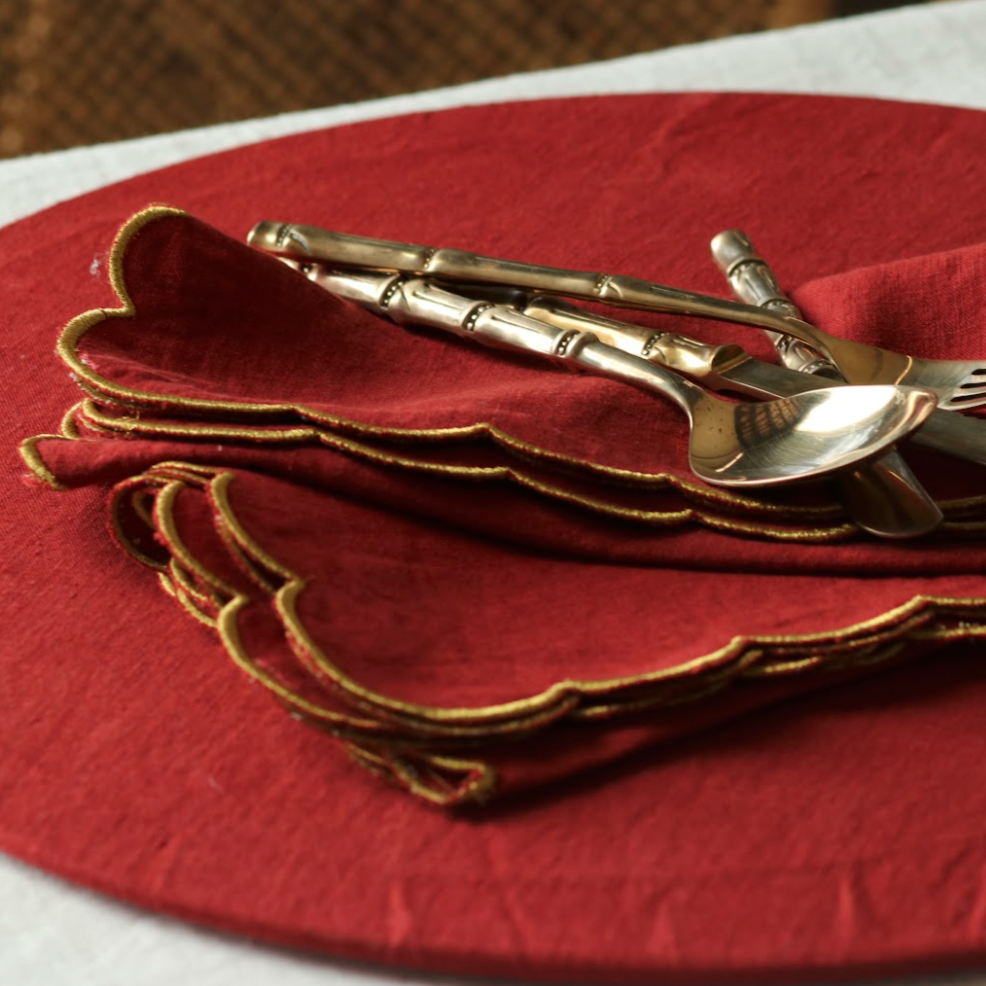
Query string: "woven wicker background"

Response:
xmin=0 ymin=0 xmax=911 ymax=159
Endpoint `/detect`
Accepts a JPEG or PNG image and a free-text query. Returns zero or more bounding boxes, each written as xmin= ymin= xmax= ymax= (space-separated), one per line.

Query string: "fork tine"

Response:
xmin=942 ymin=393 xmax=986 ymax=411
xmin=900 ymin=359 xmax=986 ymax=410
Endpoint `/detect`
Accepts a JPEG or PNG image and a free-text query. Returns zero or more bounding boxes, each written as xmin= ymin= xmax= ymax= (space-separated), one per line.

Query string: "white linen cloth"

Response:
xmin=3 ymin=2 xmax=986 ymax=983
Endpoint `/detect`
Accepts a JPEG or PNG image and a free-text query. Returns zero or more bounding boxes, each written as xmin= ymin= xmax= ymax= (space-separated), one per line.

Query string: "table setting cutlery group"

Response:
xmin=249 ymin=220 xmax=986 ymax=538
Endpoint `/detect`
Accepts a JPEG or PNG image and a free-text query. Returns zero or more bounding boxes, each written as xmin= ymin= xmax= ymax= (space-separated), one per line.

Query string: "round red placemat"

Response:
xmin=2 ymin=93 xmax=986 ymax=983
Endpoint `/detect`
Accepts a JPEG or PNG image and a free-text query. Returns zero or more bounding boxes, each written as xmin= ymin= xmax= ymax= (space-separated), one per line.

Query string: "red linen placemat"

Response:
xmin=2 ymin=93 xmax=986 ymax=982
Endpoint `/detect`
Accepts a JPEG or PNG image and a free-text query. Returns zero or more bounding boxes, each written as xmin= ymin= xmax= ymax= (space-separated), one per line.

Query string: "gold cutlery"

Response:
xmin=514 ymin=298 xmax=986 ymax=470
xmin=249 ymin=222 xmax=986 ymax=409
xmin=288 ymin=264 xmax=936 ymax=489
xmin=709 ymin=229 xmax=941 ymax=538
xmin=272 ymin=253 xmax=986 ymax=472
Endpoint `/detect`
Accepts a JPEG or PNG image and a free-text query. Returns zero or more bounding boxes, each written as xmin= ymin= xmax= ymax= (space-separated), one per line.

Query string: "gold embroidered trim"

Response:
xmin=73 ymin=398 xmax=852 ymax=526
xmin=19 ymin=433 xmax=67 ymax=490
xmin=346 ymin=745 xmax=497 ymax=808
xmin=100 ymin=464 xmax=986 ymax=802
xmin=31 ymin=451 xmax=986 ymax=805
xmin=48 ymin=398 xmax=986 ymax=536
xmin=26 ymin=431 xmax=868 ymax=547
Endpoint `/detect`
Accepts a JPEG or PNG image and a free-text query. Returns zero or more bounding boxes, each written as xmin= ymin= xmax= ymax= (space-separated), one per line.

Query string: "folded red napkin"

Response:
xmin=6 ymin=93 xmax=986 ymax=983
xmin=22 ymin=205 xmax=986 ymax=805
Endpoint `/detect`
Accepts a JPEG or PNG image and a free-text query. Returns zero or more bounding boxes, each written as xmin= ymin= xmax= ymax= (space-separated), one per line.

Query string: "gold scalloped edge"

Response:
xmin=62 ymin=399 xmax=986 ymax=532
xmin=136 ymin=464 xmax=986 ymax=730
xmin=26 ymin=416 xmax=867 ymax=545
xmin=105 ymin=464 xmax=796 ymax=740
xmin=95 ymin=460 xmax=986 ymax=805
xmin=346 ymin=744 xmax=497 ymax=807
xmin=72 ymin=396 xmax=856 ymax=527
xmin=74 ymin=397 xmax=850 ymax=521
xmin=206 ymin=468 xmax=770 ymax=730
xmin=35 ymin=203 xmax=909 ymax=542
xmin=19 ymin=433 xmax=68 ymax=490
xmin=74 ymin=399 xmax=986 ymax=535
xmin=107 ymin=477 xmax=168 ymax=569
xmin=172 ymin=578 xmax=219 ymax=629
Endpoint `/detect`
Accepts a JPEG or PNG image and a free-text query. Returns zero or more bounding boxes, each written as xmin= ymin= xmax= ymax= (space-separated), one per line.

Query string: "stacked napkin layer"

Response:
xmin=21 ymin=205 xmax=986 ymax=805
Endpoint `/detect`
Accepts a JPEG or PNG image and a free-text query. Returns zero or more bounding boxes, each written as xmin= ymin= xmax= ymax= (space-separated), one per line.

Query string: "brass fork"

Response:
xmin=249 ymin=222 xmax=986 ymax=410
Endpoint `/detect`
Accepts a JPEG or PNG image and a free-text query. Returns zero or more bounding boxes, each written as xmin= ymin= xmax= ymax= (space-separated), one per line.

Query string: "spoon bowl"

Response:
xmin=680 ymin=384 xmax=937 ymax=487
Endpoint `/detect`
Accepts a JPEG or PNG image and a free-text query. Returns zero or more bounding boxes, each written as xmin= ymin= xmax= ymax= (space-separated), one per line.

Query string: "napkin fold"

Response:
xmin=21 ymin=205 xmax=986 ymax=805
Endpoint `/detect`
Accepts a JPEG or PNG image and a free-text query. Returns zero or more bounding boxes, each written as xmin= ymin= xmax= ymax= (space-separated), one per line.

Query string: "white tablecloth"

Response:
xmin=3 ymin=2 xmax=986 ymax=983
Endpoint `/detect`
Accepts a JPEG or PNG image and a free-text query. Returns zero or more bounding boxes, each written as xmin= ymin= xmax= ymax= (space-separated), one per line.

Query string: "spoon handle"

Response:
xmin=304 ymin=266 xmax=705 ymax=418
xmin=710 ymin=230 xmax=833 ymax=375
xmin=250 ymin=221 xmax=802 ymax=338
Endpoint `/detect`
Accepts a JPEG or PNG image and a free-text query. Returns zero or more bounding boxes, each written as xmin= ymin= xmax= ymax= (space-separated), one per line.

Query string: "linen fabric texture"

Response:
xmin=4 ymin=93 xmax=986 ymax=982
